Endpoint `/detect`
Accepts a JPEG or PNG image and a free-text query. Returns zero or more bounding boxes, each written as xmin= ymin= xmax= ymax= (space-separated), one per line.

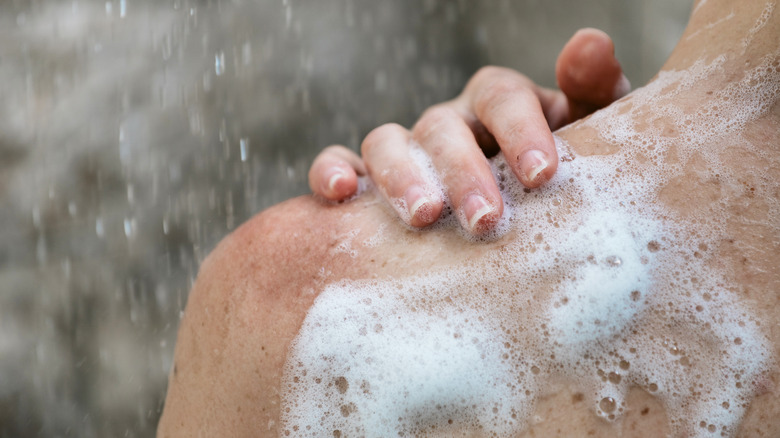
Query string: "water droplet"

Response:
xmin=215 ymin=51 xmax=225 ymax=76
xmin=240 ymin=138 xmax=249 ymax=162
xmin=599 ymin=397 xmax=617 ymax=413
xmin=608 ymin=372 xmax=622 ymax=384
xmin=605 ymin=255 xmax=622 ymax=267
xmin=619 ymin=360 xmax=630 ymax=370
xmin=96 ymin=217 xmax=105 ymax=238
xmin=242 ymin=42 xmax=252 ymax=65
xmin=124 ymin=217 xmax=136 ymax=239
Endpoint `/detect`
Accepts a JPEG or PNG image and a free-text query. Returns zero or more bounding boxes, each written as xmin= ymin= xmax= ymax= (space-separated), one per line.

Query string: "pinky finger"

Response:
xmin=308 ymin=145 xmax=365 ymax=201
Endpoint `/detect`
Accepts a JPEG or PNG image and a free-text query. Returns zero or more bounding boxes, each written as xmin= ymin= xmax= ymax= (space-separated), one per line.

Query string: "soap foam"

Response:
xmin=382 ymin=142 xmax=448 ymax=227
xmin=742 ymin=2 xmax=775 ymax=50
xmin=281 ymin=53 xmax=779 ymax=436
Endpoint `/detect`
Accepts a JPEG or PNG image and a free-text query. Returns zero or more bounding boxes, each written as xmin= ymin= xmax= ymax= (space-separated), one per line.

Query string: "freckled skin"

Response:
xmin=158 ymin=1 xmax=780 ymax=436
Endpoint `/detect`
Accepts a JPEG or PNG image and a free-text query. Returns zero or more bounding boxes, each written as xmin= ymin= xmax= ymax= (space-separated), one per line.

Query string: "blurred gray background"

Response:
xmin=0 ymin=0 xmax=689 ymax=436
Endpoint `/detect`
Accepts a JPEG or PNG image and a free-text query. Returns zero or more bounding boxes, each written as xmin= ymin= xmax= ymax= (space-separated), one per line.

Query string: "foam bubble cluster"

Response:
xmin=281 ymin=53 xmax=779 ymax=436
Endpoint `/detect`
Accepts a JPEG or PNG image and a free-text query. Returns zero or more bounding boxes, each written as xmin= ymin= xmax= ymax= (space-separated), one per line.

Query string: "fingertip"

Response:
xmin=539 ymin=150 xmax=560 ymax=184
xmin=461 ymin=192 xmax=503 ymax=235
xmin=409 ymin=199 xmax=444 ymax=228
xmin=322 ymin=166 xmax=358 ymax=201
xmin=517 ymin=148 xmax=558 ymax=188
xmin=567 ymin=28 xmax=615 ymax=62
xmin=404 ymin=185 xmax=443 ymax=228
xmin=556 ymin=27 xmax=623 ymax=107
xmin=573 ymin=27 xmax=612 ymax=45
xmin=309 ymin=144 xmax=365 ymax=200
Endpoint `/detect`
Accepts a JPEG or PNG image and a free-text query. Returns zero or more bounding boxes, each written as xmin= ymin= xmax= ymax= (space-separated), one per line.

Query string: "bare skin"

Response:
xmin=309 ymin=28 xmax=630 ymax=234
xmin=158 ymin=0 xmax=780 ymax=436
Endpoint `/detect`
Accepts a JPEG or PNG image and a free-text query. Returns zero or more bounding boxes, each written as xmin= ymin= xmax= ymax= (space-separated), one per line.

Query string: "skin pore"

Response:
xmin=157 ymin=0 xmax=779 ymax=436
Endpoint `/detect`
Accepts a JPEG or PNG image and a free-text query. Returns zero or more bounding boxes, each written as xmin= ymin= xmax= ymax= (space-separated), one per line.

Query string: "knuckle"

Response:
xmin=477 ymin=77 xmax=534 ymax=118
xmin=482 ymin=76 xmax=526 ymax=103
xmin=470 ymin=65 xmax=506 ymax=85
xmin=414 ymin=105 xmax=458 ymax=141
xmin=361 ymin=123 xmax=403 ymax=156
xmin=323 ymin=144 xmax=348 ymax=155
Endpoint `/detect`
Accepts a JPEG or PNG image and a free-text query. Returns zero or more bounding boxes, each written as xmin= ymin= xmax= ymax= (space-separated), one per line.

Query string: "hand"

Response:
xmin=308 ymin=28 xmax=630 ymax=234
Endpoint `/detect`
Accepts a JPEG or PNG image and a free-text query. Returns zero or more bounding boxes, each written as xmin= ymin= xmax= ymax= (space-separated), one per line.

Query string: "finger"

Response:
xmin=465 ymin=66 xmax=559 ymax=188
xmin=308 ymin=145 xmax=365 ymax=201
xmin=361 ymin=123 xmax=444 ymax=228
xmin=412 ymin=105 xmax=503 ymax=235
xmin=556 ymin=28 xmax=631 ymax=121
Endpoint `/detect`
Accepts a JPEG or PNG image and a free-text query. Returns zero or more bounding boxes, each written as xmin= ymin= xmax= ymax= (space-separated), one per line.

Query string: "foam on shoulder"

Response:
xmin=280 ymin=54 xmax=778 ymax=436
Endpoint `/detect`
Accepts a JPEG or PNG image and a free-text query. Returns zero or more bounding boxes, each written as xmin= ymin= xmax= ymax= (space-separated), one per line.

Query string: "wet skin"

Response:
xmin=158 ymin=1 xmax=780 ymax=436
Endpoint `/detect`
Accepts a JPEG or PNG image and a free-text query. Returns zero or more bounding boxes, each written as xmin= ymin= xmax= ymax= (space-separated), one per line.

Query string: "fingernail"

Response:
xmin=325 ymin=168 xmax=346 ymax=195
xmin=405 ymin=185 xmax=434 ymax=224
xmin=613 ymin=73 xmax=631 ymax=100
xmin=463 ymin=193 xmax=496 ymax=233
xmin=520 ymin=149 xmax=549 ymax=184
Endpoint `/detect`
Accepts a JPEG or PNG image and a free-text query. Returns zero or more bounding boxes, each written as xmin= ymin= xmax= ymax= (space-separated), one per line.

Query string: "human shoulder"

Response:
xmin=158 ymin=194 xmax=379 ymax=436
xmin=160 ymin=188 xmax=481 ymax=436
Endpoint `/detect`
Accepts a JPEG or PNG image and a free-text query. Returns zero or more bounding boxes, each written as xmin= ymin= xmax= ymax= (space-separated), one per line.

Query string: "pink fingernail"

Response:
xmin=463 ymin=193 xmax=496 ymax=233
xmin=327 ymin=169 xmax=344 ymax=192
xmin=520 ymin=149 xmax=549 ymax=184
xmin=405 ymin=185 xmax=435 ymax=224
